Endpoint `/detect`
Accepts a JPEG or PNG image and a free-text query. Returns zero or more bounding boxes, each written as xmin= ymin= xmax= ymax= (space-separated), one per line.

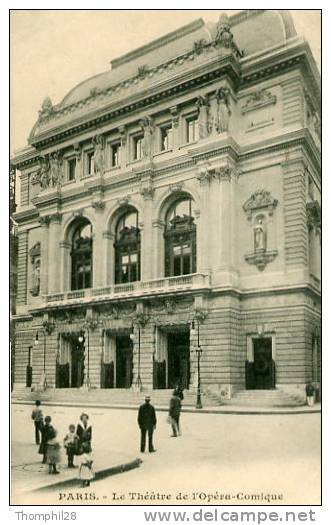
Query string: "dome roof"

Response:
xmin=59 ymin=10 xmax=296 ymax=109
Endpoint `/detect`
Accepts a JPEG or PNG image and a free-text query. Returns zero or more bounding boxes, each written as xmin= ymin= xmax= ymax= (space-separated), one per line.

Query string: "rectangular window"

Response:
xmin=133 ymin=135 xmax=144 ymax=160
xmin=111 ymin=142 xmax=121 ymax=167
xmin=160 ymin=124 xmax=173 ymax=151
xmin=186 ymin=115 xmax=198 ymax=143
xmin=68 ymin=158 xmax=76 ymax=181
xmin=87 ymin=151 xmax=94 ymax=175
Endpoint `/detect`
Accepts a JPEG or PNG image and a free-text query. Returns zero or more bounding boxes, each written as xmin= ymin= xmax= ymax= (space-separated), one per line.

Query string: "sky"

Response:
xmin=10 ymin=9 xmax=321 ymax=155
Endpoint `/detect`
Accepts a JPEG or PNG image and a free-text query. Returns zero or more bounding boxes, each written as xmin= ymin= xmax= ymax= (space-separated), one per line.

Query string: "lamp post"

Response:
xmin=191 ymin=319 xmax=203 ymax=409
xmin=35 ymin=320 xmax=54 ymax=391
xmin=130 ymin=324 xmax=142 ymax=392
xmin=130 ymin=312 xmax=150 ymax=392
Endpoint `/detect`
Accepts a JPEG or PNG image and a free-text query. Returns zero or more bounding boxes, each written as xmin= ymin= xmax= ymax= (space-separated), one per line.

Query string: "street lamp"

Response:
xmin=191 ymin=320 xmax=203 ymax=409
xmin=79 ymin=329 xmax=91 ymax=390
xmin=130 ymin=324 xmax=142 ymax=392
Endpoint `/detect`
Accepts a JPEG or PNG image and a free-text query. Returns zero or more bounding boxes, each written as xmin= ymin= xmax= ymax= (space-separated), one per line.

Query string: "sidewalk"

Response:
xmin=11 ymin=441 xmax=141 ymax=494
xmin=12 ymin=399 xmax=321 ymax=415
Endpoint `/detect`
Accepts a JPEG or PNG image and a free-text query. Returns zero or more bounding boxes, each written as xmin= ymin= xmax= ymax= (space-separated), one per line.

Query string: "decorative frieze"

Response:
xmin=197 ymin=163 xmax=241 ymax=184
xmin=241 ymin=89 xmax=277 ymax=114
xmin=243 ymin=190 xmax=278 ymax=220
xmin=91 ymin=199 xmax=105 ymax=211
xmin=140 ymin=179 xmax=155 ymax=200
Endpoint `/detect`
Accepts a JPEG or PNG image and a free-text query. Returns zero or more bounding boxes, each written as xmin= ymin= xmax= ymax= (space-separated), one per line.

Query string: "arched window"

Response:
xmin=115 ymin=209 xmax=140 ymax=284
xmin=71 ymin=219 xmax=93 ymax=290
xmin=164 ymin=197 xmax=196 ymax=276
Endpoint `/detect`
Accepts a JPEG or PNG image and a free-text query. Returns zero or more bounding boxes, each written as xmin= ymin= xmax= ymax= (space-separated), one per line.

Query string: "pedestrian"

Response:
xmin=137 ymin=395 xmax=157 ymax=453
xmin=305 ymin=383 xmax=316 ymax=407
xmin=174 ymin=385 xmax=184 ymax=401
xmin=38 ymin=415 xmax=54 ymax=464
xmin=46 ymin=427 xmax=61 ymax=475
xmin=79 ymin=442 xmax=94 ymax=487
xmin=76 ymin=413 xmax=92 ymax=454
xmin=64 ymin=424 xmax=78 ymax=468
xmin=31 ymin=400 xmax=43 ymax=445
xmin=169 ymin=390 xmax=182 ymax=437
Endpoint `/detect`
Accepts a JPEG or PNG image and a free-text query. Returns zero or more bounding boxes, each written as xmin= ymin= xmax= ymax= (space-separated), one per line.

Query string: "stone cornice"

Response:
xmin=29 ymin=57 xmax=241 ymax=150
xmin=14 ymin=128 xmax=321 ymax=220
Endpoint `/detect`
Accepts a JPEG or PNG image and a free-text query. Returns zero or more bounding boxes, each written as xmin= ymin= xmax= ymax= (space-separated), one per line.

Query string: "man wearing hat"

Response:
xmin=137 ymin=396 xmax=157 ymax=453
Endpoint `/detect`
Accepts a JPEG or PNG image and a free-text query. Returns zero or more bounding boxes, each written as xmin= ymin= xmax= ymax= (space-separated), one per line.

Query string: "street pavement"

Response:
xmin=11 ymin=403 xmax=321 ymax=506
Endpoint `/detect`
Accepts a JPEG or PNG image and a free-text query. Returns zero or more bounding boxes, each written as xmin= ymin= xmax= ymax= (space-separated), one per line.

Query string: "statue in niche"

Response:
xmin=254 ymin=219 xmax=266 ymax=251
xmin=49 ymin=152 xmax=62 ymax=188
xmin=92 ymin=134 xmax=105 ymax=175
xmin=196 ymin=96 xmax=209 ymax=139
xmin=37 ymin=157 xmax=50 ymax=190
xmin=216 ymin=87 xmax=231 ymax=133
xmin=140 ymin=116 xmax=154 ymax=160
xmin=29 ymin=243 xmax=41 ymax=296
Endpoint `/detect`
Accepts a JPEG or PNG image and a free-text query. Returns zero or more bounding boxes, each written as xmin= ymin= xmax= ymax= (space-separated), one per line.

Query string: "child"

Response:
xmin=79 ymin=442 xmax=94 ymax=487
xmin=64 ymin=424 xmax=78 ymax=468
xmin=31 ymin=400 xmax=43 ymax=445
xmin=46 ymin=425 xmax=61 ymax=474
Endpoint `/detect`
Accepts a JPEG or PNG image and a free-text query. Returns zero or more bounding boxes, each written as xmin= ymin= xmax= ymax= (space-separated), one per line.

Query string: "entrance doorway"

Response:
xmin=115 ymin=335 xmax=133 ymax=388
xmin=246 ymin=337 xmax=275 ymax=389
xmin=167 ymin=331 xmax=190 ymax=390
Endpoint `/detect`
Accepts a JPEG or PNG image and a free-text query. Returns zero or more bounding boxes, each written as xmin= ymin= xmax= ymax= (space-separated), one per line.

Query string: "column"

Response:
xmin=48 ymin=213 xmax=62 ymax=294
xmin=39 ymin=218 xmax=50 ymax=297
xmin=170 ymin=106 xmax=179 ymax=152
xmin=152 ymin=219 xmax=164 ymax=278
xmin=119 ymin=125 xmax=128 ymax=168
xmin=140 ymin=182 xmax=154 ymax=281
xmin=196 ymin=166 xmax=211 ymax=273
xmin=92 ymin=205 xmax=106 ymax=288
xmin=102 ymin=231 xmax=115 ymax=285
xmin=60 ymin=240 xmax=71 ymax=291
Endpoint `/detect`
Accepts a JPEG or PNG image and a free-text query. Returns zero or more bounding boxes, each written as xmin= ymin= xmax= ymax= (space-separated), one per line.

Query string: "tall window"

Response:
xmin=186 ymin=115 xmax=198 ymax=143
xmin=115 ymin=210 xmax=140 ymax=284
xmin=133 ymin=135 xmax=144 ymax=160
xmin=68 ymin=158 xmax=76 ymax=182
xmin=87 ymin=151 xmax=94 ymax=175
xmin=160 ymin=123 xmax=173 ymax=151
xmin=164 ymin=197 xmax=196 ymax=277
xmin=111 ymin=142 xmax=121 ymax=167
xmin=71 ymin=219 xmax=93 ymax=290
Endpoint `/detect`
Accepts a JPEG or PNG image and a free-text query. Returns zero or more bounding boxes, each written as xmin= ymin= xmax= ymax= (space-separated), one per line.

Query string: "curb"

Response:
xmin=34 ymin=457 xmax=142 ymax=493
xmin=12 ymin=399 xmax=321 ymax=415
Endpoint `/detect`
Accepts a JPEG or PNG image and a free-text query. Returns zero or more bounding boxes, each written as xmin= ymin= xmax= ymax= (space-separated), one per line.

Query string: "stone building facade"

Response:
xmin=11 ymin=10 xmax=321 ymax=401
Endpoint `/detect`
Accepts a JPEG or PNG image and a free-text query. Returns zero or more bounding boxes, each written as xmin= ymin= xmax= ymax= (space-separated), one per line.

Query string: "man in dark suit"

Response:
xmin=138 ymin=396 xmax=157 ymax=453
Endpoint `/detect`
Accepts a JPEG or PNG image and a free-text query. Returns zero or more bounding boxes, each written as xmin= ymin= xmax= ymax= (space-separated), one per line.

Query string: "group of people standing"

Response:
xmin=137 ymin=387 xmax=184 ymax=453
xmin=31 ymin=401 xmax=94 ymax=486
xmin=30 ymin=387 xmax=185 ymax=485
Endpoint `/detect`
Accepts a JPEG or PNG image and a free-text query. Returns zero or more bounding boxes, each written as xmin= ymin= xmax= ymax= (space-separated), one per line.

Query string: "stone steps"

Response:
xmin=224 ymin=389 xmax=305 ymax=407
xmin=11 ymin=387 xmax=214 ymax=407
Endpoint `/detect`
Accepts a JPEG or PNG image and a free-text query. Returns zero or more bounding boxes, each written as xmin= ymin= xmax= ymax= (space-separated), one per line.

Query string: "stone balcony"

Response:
xmin=43 ymin=273 xmax=211 ymax=309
